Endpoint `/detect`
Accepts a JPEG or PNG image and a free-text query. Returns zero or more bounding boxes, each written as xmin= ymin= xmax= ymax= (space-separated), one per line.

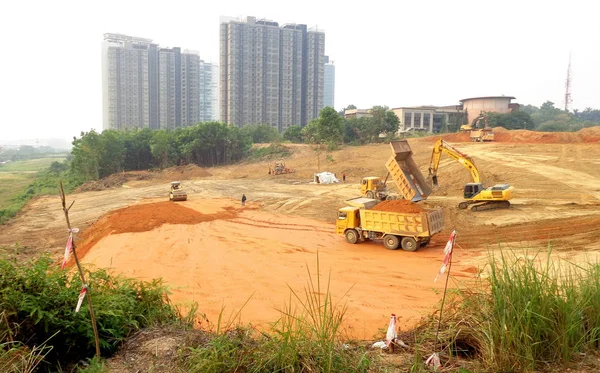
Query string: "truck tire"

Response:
xmin=401 ymin=237 xmax=418 ymax=252
xmin=345 ymin=229 xmax=359 ymax=244
xmin=420 ymin=238 xmax=430 ymax=247
xmin=383 ymin=235 xmax=400 ymax=250
xmin=366 ymin=191 xmax=375 ymax=199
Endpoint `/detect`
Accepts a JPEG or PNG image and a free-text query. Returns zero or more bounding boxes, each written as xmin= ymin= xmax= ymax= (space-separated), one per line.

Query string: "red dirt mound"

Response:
xmin=70 ymin=201 xmax=238 ymax=266
xmin=439 ymin=126 xmax=600 ymax=144
xmin=371 ymin=200 xmax=425 ymax=213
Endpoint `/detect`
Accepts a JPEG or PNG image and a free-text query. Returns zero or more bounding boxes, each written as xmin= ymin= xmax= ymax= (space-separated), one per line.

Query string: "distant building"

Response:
xmin=219 ymin=16 xmax=325 ymax=131
xmin=102 ymin=33 xmax=217 ymax=131
xmin=324 ymin=56 xmax=335 ymax=109
xmin=392 ymin=95 xmax=518 ymax=133
xmin=344 ymin=109 xmax=372 ymax=119
xmin=460 ymin=96 xmax=517 ymax=125
xmin=392 ymin=106 xmax=464 ymax=133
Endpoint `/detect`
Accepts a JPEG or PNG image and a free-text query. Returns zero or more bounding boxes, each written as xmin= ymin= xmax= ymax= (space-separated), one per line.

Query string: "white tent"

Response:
xmin=313 ymin=172 xmax=339 ymax=184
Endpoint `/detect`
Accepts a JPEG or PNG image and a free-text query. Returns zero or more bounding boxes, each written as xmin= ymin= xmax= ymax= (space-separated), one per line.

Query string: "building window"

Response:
xmin=414 ymin=113 xmax=421 ymax=128
xmin=404 ymin=113 xmax=411 ymax=127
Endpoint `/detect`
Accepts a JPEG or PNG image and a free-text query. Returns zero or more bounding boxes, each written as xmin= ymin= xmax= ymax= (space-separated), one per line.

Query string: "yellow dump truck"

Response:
xmin=336 ymin=197 xmax=445 ymax=251
xmin=361 ymin=140 xmax=432 ymax=202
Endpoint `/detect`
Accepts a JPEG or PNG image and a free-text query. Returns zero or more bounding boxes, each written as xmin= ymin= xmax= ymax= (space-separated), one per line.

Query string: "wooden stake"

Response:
xmin=59 ymin=181 xmax=101 ymax=358
xmin=434 ymin=240 xmax=455 ymax=356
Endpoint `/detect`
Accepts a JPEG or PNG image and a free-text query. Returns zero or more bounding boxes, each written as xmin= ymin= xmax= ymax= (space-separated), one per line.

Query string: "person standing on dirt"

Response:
xmin=342 ymin=172 xmax=346 ymax=182
xmin=241 ymin=194 xmax=247 ymax=206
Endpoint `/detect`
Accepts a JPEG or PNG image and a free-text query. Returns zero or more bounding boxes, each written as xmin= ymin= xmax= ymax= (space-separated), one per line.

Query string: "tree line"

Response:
xmin=487 ymin=101 xmax=600 ymax=132
xmin=70 ymin=122 xmax=254 ymax=181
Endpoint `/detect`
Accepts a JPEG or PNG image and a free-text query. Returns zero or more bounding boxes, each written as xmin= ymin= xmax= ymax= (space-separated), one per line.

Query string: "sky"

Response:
xmin=1 ymin=0 xmax=598 ymax=143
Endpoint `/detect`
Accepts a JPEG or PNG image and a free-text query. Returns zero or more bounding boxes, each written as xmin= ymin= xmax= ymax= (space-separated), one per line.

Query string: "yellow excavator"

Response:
xmin=460 ymin=113 xmax=494 ymax=142
xmin=428 ymin=139 xmax=513 ymax=211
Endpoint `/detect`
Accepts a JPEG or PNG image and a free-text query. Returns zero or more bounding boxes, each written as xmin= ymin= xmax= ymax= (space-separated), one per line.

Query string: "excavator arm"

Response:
xmin=428 ymin=139 xmax=481 ymax=186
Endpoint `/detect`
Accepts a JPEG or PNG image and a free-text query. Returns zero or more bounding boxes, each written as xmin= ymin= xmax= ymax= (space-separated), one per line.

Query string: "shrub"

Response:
xmin=0 ymin=256 xmax=182 ymax=369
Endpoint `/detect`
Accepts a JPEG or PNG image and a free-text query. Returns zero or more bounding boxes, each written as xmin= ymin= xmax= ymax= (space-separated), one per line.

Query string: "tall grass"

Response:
xmin=439 ymin=247 xmax=600 ymax=372
xmin=185 ymin=255 xmax=372 ymax=372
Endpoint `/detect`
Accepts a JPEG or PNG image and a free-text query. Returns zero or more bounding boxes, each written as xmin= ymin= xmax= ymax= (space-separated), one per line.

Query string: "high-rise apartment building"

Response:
xmin=219 ymin=16 xmax=325 ymax=131
xmin=102 ymin=33 xmax=217 ymax=131
xmin=323 ymin=56 xmax=335 ymax=109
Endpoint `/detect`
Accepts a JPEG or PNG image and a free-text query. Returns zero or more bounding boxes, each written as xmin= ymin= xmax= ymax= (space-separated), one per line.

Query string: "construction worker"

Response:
xmin=241 ymin=194 xmax=247 ymax=206
xmin=342 ymin=172 xmax=346 ymax=182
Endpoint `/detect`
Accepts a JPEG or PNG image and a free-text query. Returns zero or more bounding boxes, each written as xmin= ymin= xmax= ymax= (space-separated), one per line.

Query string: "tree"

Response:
xmin=70 ymin=130 xmax=102 ymax=180
xmin=338 ymin=104 xmax=357 ymax=116
xmin=283 ymin=125 xmax=303 ymax=143
xmin=240 ymin=124 xmax=279 ymax=143
xmin=303 ymin=107 xmax=343 ymax=146
xmin=371 ymin=106 xmax=399 ymax=138
xmin=97 ymin=130 xmax=125 ymax=177
xmin=150 ymin=130 xmax=174 ymax=168
xmin=49 ymin=161 xmax=69 ymax=176
xmin=488 ymin=111 xmax=534 ymax=130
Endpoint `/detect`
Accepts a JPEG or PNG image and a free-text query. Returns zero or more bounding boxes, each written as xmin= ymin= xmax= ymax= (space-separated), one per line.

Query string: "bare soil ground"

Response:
xmin=2 ymin=131 xmax=600 ymax=341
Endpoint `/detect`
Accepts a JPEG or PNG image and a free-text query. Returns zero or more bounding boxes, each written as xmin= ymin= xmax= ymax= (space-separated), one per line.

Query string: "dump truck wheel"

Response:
xmin=345 ymin=229 xmax=359 ymax=244
xmin=383 ymin=235 xmax=400 ymax=250
xmin=366 ymin=191 xmax=375 ymax=199
xmin=401 ymin=237 xmax=418 ymax=252
xmin=420 ymin=238 xmax=430 ymax=247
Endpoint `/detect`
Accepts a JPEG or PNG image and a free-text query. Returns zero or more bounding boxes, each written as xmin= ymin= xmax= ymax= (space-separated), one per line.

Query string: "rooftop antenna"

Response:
xmin=564 ymin=52 xmax=573 ymax=111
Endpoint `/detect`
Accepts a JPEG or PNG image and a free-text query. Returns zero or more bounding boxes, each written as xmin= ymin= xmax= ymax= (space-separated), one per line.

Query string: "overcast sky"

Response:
xmin=1 ymin=0 xmax=598 ymax=143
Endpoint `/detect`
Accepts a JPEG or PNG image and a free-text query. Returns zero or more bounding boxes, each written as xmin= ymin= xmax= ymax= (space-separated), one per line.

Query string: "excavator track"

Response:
xmin=469 ymin=201 xmax=510 ymax=212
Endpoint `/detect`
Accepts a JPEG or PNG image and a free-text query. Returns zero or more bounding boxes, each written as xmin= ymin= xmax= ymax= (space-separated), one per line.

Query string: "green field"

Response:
xmin=0 ymin=157 xmax=64 ymax=209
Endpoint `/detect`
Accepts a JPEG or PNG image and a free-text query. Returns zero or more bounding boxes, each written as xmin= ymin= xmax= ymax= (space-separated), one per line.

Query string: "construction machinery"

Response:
xmin=169 ymin=181 xmax=187 ymax=201
xmin=336 ymin=197 xmax=444 ymax=251
xmin=360 ymin=140 xmax=432 ymax=202
xmin=460 ymin=114 xmax=494 ymax=142
xmin=271 ymin=161 xmax=295 ymax=175
xmin=428 ymin=139 xmax=513 ymax=211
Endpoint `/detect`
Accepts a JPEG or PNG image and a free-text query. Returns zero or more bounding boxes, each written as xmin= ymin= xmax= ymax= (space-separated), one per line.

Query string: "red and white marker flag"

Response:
xmin=434 ymin=230 xmax=457 ymax=283
xmin=61 ymin=228 xmax=79 ymax=269
xmin=385 ymin=313 xmax=397 ymax=346
xmin=75 ymin=285 xmax=87 ymax=313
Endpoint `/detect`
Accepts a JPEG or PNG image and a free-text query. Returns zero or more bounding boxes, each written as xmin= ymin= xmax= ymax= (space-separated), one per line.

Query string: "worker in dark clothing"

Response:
xmin=342 ymin=172 xmax=346 ymax=182
xmin=241 ymin=194 xmax=247 ymax=206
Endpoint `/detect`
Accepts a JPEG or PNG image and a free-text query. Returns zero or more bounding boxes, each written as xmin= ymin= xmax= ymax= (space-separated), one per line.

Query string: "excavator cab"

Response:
xmin=464 ymin=183 xmax=484 ymax=199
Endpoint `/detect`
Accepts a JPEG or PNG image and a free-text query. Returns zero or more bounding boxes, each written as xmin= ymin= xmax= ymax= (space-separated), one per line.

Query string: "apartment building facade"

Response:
xmin=102 ymin=33 xmax=217 ymax=131
xmin=219 ymin=16 xmax=325 ymax=132
xmin=323 ymin=56 xmax=335 ymax=109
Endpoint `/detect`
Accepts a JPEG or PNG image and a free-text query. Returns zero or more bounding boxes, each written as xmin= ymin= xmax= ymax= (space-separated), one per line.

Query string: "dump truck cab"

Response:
xmin=360 ymin=177 xmax=384 ymax=199
xmin=336 ymin=206 xmax=360 ymax=235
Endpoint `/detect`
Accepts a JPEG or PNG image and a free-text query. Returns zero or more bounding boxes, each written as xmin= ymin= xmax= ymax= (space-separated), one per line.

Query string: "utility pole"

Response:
xmin=564 ymin=52 xmax=573 ymax=112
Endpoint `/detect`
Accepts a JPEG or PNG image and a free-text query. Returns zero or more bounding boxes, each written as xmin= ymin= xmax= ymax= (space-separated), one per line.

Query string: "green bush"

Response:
xmin=247 ymin=143 xmax=291 ymax=161
xmin=0 ymin=256 xmax=181 ymax=369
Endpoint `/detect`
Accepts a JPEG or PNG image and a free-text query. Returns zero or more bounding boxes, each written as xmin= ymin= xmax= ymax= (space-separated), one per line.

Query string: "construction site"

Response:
xmin=2 ymin=127 xmax=600 ymax=341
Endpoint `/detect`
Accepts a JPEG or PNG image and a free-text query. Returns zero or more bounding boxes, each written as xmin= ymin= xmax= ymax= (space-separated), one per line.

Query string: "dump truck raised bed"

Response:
xmin=336 ymin=197 xmax=444 ymax=251
xmin=361 ymin=140 xmax=432 ymax=202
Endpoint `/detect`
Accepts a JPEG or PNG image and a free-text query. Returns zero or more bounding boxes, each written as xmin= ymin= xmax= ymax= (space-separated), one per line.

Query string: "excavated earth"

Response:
xmin=2 ymin=128 xmax=600 ymax=339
